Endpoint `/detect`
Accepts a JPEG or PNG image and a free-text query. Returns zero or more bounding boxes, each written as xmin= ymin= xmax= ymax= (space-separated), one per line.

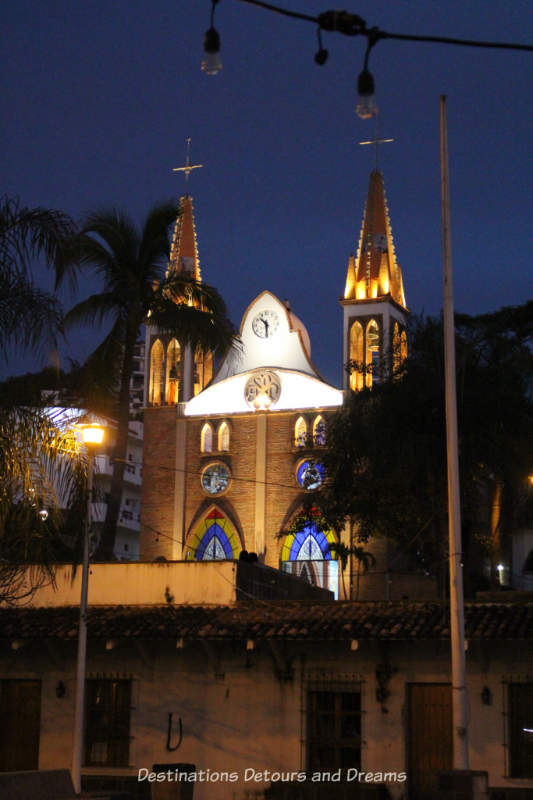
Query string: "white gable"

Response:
xmin=184 ymin=291 xmax=342 ymax=417
xmin=213 ymin=291 xmax=318 ymax=383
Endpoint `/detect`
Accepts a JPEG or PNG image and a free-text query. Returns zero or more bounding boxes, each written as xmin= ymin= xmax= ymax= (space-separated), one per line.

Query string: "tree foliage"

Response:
xmin=320 ymin=304 xmax=533 ymax=595
xmin=0 ymin=196 xmax=84 ymax=602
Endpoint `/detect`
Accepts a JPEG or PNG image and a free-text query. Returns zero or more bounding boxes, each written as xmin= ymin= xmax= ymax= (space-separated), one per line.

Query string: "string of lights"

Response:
xmin=201 ymin=0 xmax=533 ymax=118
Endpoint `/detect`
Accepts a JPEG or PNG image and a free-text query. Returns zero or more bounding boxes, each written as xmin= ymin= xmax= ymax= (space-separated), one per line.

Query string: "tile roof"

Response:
xmin=1 ymin=601 xmax=532 ymax=642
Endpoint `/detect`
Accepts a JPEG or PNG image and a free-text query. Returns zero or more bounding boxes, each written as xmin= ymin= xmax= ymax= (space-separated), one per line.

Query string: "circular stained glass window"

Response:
xmin=201 ymin=462 xmax=231 ymax=496
xmin=296 ymin=460 xmax=325 ymax=491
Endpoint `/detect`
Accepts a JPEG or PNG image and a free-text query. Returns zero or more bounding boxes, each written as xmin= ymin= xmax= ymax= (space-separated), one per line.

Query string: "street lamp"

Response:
xmin=72 ymin=422 xmax=105 ymax=795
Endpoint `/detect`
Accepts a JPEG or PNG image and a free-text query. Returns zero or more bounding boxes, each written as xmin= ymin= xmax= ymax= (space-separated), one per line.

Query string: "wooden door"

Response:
xmin=407 ymin=682 xmax=452 ymax=800
xmin=0 ymin=679 xmax=41 ymax=771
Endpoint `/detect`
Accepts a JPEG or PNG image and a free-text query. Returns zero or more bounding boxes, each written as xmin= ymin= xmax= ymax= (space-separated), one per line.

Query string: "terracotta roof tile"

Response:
xmin=1 ymin=601 xmax=533 ymax=643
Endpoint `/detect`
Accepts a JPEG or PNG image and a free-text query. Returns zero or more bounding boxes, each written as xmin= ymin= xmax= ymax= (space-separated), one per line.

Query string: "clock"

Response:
xmin=252 ymin=309 xmax=280 ymax=339
xmin=201 ymin=462 xmax=231 ymax=495
xmin=244 ymin=370 xmax=281 ymax=410
xmin=296 ymin=459 xmax=325 ymax=491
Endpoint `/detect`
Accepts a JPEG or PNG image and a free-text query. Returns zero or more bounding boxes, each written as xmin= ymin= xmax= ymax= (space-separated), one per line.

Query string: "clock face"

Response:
xmin=296 ymin=459 xmax=325 ymax=491
xmin=244 ymin=370 xmax=281 ymax=410
xmin=252 ymin=309 xmax=280 ymax=339
xmin=201 ymin=462 xmax=231 ymax=495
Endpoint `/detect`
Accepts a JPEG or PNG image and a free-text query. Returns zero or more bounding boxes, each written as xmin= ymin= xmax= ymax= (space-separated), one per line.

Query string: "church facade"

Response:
xmin=140 ymin=170 xmax=409 ymax=599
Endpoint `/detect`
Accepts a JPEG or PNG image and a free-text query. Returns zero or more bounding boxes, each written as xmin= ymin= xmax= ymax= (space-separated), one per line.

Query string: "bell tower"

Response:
xmin=340 ymin=169 xmax=408 ymax=390
xmin=145 ymin=141 xmax=213 ymax=407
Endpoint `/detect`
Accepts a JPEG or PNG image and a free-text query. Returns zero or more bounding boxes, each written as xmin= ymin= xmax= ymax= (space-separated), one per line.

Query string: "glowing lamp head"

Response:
xmin=79 ymin=423 xmax=105 ymax=448
xmin=356 ymin=68 xmax=377 ymax=119
xmin=497 ymin=564 xmax=504 ymax=572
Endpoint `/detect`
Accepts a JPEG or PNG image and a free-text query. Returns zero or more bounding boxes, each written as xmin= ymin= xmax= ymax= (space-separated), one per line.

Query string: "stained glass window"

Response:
xmin=218 ymin=422 xmax=230 ymax=451
xmin=296 ymin=460 xmax=325 ymax=490
xmin=281 ymin=520 xmax=335 ymax=562
xmin=186 ymin=507 xmax=240 ymax=561
xmin=201 ymin=423 xmax=213 ymax=453
xmin=295 ymin=416 xmax=307 ymax=447
xmin=313 ymin=416 xmax=326 ymax=446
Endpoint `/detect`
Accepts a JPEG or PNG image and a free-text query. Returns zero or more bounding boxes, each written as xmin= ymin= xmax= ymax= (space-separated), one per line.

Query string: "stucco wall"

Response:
xmin=2 ymin=638 xmax=532 ymax=799
xmin=22 ymin=562 xmax=237 ymax=607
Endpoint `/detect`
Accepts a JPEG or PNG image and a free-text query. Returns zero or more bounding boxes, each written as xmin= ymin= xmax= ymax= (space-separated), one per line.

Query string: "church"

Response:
xmin=140 ymin=168 xmax=409 ymax=599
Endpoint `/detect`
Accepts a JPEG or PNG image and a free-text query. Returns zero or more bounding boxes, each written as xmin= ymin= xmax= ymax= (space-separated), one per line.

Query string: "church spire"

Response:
xmin=168 ymin=194 xmax=202 ymax=282
xmin=343 ymin=169 xmax=406 ymax=308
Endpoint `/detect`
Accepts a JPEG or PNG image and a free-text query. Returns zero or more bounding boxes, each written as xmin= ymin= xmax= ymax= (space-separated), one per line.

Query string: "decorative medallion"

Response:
xmin=201 ymin=462 xmax=231 ymax=496
xmin=296 ymin=459 xmax=325 ymax=491
xmin=244 ymin=370 xmax=281 ymax=410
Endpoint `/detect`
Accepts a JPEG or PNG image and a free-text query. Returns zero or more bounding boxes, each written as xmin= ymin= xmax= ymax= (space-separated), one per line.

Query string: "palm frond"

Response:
xmin=0 ymin=195 xmax=78 ymax=289
xmin=0 ymin=271 xmax=63 ymax=362
xmin=63 ymin=291 xmax=120 ymax=328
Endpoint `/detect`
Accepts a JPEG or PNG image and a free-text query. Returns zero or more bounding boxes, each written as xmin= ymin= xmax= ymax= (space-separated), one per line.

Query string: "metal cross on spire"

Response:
xmin=172 ymin=137 xmax=203 ymax=189
xmin=359 ymin=120 xmax=394 ymax=170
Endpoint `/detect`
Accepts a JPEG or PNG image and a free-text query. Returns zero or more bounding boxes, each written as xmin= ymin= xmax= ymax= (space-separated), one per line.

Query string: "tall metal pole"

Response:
xmin=72 ymin=450 xmax=93 ymax=794
xmin=440 ymin=94 xmax=469 ymax=769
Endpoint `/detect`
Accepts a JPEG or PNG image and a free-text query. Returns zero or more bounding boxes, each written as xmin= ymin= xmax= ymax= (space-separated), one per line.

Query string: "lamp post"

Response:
xmin=72 ymin=423 xmax=105 ymax=795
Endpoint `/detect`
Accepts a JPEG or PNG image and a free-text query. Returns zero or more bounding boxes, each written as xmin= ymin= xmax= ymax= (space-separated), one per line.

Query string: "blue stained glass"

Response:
xmin=297 ymin=460 xmax=325 ymax=490
xmin=289 ymin=522 xmax=331 ymax=561
xmin=195 ymin=522 xmax=234 ymax=560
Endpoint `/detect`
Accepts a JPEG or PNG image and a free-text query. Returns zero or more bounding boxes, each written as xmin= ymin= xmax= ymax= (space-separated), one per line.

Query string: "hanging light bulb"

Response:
xmin=356 ymin=68 xmax=378 ymax=119
xmin=201 ymin=0 xmax=222 ymax=75
xmin=202 ymin=27 xmax=222 ymax=75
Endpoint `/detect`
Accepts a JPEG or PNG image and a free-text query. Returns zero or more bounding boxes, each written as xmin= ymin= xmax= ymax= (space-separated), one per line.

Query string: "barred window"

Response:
xmin=85 ymin=679 xmax=131 ymax=767
xmin=509 ymin=683 xmax=533 ymax=777
xmin=307 ymin=689 xmax=361 ymax=773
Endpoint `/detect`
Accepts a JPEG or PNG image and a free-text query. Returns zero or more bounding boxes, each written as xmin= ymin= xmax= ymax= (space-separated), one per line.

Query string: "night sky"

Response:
xmin=3 ymin=0 xmax=532 ymax=387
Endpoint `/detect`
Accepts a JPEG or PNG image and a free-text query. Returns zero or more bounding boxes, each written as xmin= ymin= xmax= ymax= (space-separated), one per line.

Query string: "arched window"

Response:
xmin=149 ymin=339 xmax=164 ymax=405
xmin=294 ymin=416 xmax=307 ymax=447
xmin=281 ymin=521 xmax=335 ymax=561
xmin=166 ymin=339 xmax=181 ymax=404
xmin=194 ymin=349 xmax=213 ymax=396
xmin=400 ymin=330 xmax=408 ymax=362
xmin=280 ymin=514 xmax=338 ymax=596
xmin=313 ymin=415 xmax=326 ymax=446
xmin=186 ymin=507 xmax=240 ymax=561
xmin=349 ymin=321 xmax=364 ymax=392
xmin=201 ymin=423 xmax=213 ymax=453
xmin=218 ymin=421 xmax=230 ymax=452
xmin=365 ymin=319 xmax=380 ymax=388
xmin=392 ymin=322 xmax=401 ymax=375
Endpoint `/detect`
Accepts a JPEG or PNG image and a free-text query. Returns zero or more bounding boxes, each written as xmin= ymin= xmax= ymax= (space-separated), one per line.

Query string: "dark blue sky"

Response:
xmin=3 ymin=0 xmax=532 ymax=386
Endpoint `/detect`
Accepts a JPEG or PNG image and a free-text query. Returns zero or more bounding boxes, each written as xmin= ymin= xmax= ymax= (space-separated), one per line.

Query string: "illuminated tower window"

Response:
xmin=149 ymin=339 xmax=164 ymax=405
xmin=294 ymin=416 xmax=307 ymax=447
xmin=218 ymin=421 xmax=230 ymax=452
xmin=393 ymin=322 xmax=401 ymax=376
xmin=349 ymin=321 xmax=364 ymax=392
xmin=194 ymin=349 xmax=213 ymax=396
xmin=400 ymin=330 xmax=408 ymax=362
xmin=166 ymin=339 xmax=181 ymax=404
xmin=313 ymin=416 xmax=326 ymax=446
xmin=365 ymin=319 xmax=380 ymax=388
xmin=200 ymin=423 xmax=213 ymax=453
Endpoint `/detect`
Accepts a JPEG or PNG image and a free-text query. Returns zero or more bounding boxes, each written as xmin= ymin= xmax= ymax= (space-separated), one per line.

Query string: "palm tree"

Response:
xmin=65 ymin=203 xmax=238 ymax=560
xmin=328 ymin=541 xmax=376 ymax=600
